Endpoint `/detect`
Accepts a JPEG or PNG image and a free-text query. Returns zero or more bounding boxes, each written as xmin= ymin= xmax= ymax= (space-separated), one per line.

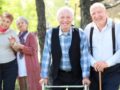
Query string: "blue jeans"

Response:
xmin=0 ymin=59 xmax=18 ymax=90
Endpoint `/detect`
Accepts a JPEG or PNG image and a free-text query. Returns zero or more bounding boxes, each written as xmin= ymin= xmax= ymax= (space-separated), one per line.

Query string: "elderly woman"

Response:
xmin=15 ymin=16 xmax=41 ymax=90
xmin=0 ymin=12 xmax=19 ymax=90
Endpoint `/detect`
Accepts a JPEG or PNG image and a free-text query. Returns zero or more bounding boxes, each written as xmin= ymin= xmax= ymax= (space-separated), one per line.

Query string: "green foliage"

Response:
xmin=45 ymin=0 xmax=64 ymax=27
xmin=0 ymin=0 xmax=6 ymax=14
xmin=1 ymin=0 xmax=81 ymax=31
xmin=1 ymin=0 xmax=37 ymax=32
xmin=0 ymin=0 xmax=2 ymax=14
xmin=45 ymin=0 xmax=80 ymax=28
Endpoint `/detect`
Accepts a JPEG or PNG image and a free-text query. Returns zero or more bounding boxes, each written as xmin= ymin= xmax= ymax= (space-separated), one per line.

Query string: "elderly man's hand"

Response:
xmin=39 ymin=78 xmax=48 ymax=85
xmin=82 ymin=77 xmax=91 ymax=86
xmin=94 ymin=61 xmax=108 ymax=72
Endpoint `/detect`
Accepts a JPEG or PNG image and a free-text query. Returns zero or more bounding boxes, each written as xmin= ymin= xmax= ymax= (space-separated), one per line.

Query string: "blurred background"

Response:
xmin=0 ymin=0 xmax=120 ymax=89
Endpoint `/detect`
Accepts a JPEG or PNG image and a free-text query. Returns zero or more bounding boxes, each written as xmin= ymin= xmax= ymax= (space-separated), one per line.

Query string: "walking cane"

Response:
xmin=99 ymin=72 xmax=102 ymax=90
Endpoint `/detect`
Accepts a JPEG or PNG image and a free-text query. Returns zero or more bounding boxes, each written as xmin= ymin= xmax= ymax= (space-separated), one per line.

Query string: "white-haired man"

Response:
xmin=40 ymin=6 xmax=90 ymax=90
xmin=84 ymin=2 xmax=120 ymax=90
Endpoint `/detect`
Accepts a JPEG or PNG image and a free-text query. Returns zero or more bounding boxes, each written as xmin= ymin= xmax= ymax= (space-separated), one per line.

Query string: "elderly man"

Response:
xmin=40 ymin=6 xmax=90 ymax=90
xmin=84 ymin=2 xmax=120 ymax=90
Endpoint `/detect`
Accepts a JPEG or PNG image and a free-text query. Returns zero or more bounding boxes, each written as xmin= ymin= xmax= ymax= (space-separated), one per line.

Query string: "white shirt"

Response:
xmin=84 ymin=18 xmax=120 ymax=67
xmin=17 ymin=32 xmax=29 ymax=77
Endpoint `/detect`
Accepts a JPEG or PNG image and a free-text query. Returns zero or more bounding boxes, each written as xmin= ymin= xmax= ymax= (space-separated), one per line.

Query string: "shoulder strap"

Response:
xmin=89 ymin=21 xmax=116 ymax=56
xmin=112 ymin=21 xmax=116 ymax=54
xmin=89 ymin=27 xmax=94 ymax=56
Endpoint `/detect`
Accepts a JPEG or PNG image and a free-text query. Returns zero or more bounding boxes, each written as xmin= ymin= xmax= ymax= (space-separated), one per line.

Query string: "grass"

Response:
xmin=15 ymin=80 xmax=20 ymax=90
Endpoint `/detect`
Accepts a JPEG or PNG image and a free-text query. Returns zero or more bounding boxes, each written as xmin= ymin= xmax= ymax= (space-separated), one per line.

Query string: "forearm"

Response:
xmin=106 ymin=49 xmax=120 ymax=67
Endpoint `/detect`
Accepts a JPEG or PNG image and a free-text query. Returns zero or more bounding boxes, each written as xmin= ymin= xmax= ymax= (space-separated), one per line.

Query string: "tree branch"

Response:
xmin=104 ymin=1 xmax=120 ymax=9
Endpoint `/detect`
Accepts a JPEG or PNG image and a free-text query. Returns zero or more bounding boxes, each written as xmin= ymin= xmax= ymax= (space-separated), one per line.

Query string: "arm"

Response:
xmin=106 ymin=50 xmax=120 ymax=67
xmin=106 ymin=23 xmax=120 ymax=67
xmin=84 ymin=24 xmax=108 ymax=72
xmin=84 ymin=24 xmax=97 ymax=67
xmin=9 ymin=30 xmax=20 ymax=51
xmin=40 ymin=29 xmax=52 ymax=84
xmin=19 ymin=33 xmax=38 ymax=55
xmin=80 ymin=31 xmax=90 ymax=78
xmin=79 ymin=29 xmax=91 ymax=85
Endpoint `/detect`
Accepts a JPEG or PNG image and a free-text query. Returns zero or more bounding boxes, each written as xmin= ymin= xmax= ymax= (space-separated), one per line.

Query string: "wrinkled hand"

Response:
xmin=39 ymin=78 xmax=48 ymax=85
xmin=94 ymin=61 xmax=108 ymax=72
xmin=8 ymin=35 xmax=24 ymax=50
xmin=17 ymin=43 xmax=24 ymax=49
xmin=8 ymin=36 xmax=16 ymax=46
xmin=82 ymin=77 xmax=91 ymax=86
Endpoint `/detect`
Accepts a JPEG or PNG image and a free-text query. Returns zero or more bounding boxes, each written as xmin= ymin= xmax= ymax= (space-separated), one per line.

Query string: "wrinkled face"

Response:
xmin=0 ymin=17 xmax=12 ymax=30
xmin=17 ymin=20 xmax=28 ymax=32
xmin=90 ymin=7 xmax=107 ymax=26
xmin=58 ymin=11 xmax=73 ymax=31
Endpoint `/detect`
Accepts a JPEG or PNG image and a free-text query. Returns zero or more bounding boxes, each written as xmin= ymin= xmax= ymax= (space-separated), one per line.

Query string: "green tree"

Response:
xmin=0 ymin=0 xmax=2 ymax=14
xmin=2 ymin=0 xmax=37 ymax=32
xmin=0 ymin=0 xmax=6 ymax=14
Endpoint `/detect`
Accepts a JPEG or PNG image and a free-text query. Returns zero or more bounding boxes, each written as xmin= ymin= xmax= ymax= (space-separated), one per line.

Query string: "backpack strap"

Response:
xmin=89 ymin=21 xmax=116 ymax=56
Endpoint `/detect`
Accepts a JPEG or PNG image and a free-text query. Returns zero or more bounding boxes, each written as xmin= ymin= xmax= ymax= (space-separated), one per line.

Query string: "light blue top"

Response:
xmin=84 ymin=18 xmax=120 ymax=67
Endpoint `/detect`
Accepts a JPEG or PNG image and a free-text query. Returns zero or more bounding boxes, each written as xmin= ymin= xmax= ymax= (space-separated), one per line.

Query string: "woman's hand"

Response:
xmin=8 ymin=36 xmax=16 ymax=46
xmin=8 ymin=36 xmax=21 ymax=51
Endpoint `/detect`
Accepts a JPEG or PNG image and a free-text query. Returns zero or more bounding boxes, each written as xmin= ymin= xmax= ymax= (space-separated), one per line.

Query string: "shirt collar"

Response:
xmin=92 ymin=18 xmax=112 ymax=31
xmin=59 ymin=27 xmax=73 ymax=36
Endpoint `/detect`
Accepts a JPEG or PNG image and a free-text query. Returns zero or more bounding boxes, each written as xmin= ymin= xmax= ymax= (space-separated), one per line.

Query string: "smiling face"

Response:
xmin=16 ymin=19 xmax=28 ymax=32
xmin=90 ymin=3 xmax=108 ymax=28
xmin=57 ymin=7 xmax=74 ymax=32
xmin=0 ymin=17 xmax=12 ymax=30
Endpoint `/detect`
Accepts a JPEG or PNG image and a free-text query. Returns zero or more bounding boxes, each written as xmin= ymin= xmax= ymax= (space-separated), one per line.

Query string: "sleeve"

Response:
xmin=40 ymin=29 xmax=52 ymax=78
xmin=21 ymin=33 xmax=38 ymax=56
xmin=84 ymin=25 xmax=97 ymax=67
xmin=106 ymin=22 xmax=120 ymax=67
xmin=79 ymin=28 xmax=90 ymax=78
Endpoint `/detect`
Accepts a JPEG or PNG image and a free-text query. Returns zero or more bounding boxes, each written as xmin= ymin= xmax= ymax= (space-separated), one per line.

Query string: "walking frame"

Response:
xmin=42 ymin=84 xmax=89 ymax=90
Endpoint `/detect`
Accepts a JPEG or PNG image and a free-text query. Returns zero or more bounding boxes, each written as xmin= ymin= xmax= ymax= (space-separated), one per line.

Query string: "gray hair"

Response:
xmin=16 ymin=16 xmax=28 ymax=25
xmin=90 ymin=2 xmax=106 ymax=15
xmin=56 ymin=6 xmax=74 ymax=20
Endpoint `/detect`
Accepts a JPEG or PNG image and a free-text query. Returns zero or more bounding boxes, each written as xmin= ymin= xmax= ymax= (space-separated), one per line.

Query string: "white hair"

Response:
xmin=90 ymin=2 xmax=106 ymax=15
xmin=16 ymin=16 xmax=28 ymax=25
xmin=56 ymin=6 xmax=74 ymax=20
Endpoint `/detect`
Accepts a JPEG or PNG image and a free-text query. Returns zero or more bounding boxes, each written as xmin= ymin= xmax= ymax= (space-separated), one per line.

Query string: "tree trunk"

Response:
xmin=35 ymin=0 xmax=46 ymax=56
xmin=80 ymin=0 xmax=91 ymax=29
